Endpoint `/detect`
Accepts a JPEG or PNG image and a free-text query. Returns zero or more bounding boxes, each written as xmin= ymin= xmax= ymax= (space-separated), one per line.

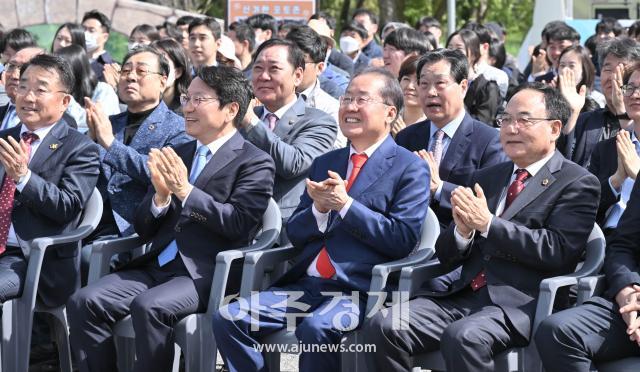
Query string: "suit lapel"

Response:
xmin=500 ymin=151 xmax=562 ymax=220
xmin=439 ymin=114 xmax=472 ymax=181
xmin=128 ymin=103 xmax=166 ymax=149
xmin=27 ymin=122 xmax=66 ymax=171
xmin=273 ymin=97 xmax=305 ymax=139
xmin=192 ymin=132 xmax=243 ymax=189
xmin=485 ymin=162 xmax=513 ymax=213
xmin=348 ymin=136 xmax=396 ymax=198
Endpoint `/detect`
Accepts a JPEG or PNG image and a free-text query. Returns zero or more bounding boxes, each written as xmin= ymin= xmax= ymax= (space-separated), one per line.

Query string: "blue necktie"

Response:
xmin=157 ymin=145 xmax=210 ymax=266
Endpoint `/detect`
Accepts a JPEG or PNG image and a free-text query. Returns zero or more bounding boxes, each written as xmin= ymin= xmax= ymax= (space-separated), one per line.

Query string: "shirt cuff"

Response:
xmin=479 ymin=215 xmax=493 ymax=238
xmin=609 ymin=177 xmax=622 ymax=197
xmin=151 ymin=194 xmax=171 ymax=218
xmin=454 ymin=225 xmax=475 ymax=249
xmin=312 ymin=203 xmax=330 ymax=232
xmin=434 ymin=181 xmax=444 ymax=201
xmin=339 ymin=197 xmax=353 ymax=219
xmin=15 ymin=170 xmax=31 ymax=192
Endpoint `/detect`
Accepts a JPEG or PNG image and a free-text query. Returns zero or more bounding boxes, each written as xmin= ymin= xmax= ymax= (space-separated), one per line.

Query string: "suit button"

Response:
xmin=484 ymin=254 xmax=491 ymax=261
xmin=174 ymin=225 xmax=182 ymax=232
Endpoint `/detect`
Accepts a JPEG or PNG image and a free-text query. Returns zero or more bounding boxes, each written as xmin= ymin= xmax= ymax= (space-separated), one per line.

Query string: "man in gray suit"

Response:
xmin=240 ymin=38 xmax=337 ymax=240
xmin=85 ymin=45 xmax=190 ymax=239
xmin=361 ymin=82 xmax=600 ymax=371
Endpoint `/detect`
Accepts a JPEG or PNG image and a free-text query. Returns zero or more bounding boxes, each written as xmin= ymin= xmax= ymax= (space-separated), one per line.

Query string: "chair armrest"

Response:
xmin=364 ymin=249 xmax=435 ymax=316
xmin=577 ymin=275 xmax=606 ymax=305
xmin=399 ymin=259 xmax=458 ymax=297
xmin=87 ymin=235 xmax=146 ymax=284
xmin=239 ymin=244 xmax=298 ymax=297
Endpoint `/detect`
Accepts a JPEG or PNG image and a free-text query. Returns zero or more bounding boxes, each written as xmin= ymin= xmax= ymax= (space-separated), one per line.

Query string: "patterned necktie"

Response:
xmin=265 ymin=113 xmax=278 ymax=131
xmin=430 ymin=129 xmax=445 ymax=165
xmin=470 ymin=168 xmax=530 ymax=291
xmin=157 ymin=145 xmax=210 ymax=266
xmin=0 ymin=132 xmax=39 ymax=254
xmin=315 ymin=153 xmax=369 ymax=279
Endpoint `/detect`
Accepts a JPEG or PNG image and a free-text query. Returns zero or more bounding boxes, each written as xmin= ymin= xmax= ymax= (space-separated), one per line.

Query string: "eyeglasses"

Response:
xmin=16 ymin=85 xmax=68 ymax=98
xmin=339 ymin=95 xmax=389 ymax=107
xmin=180 ymin=94 xmax=219 ymax=107
xmin=495 ymin=115 xmax=555 ymax=129
xmin=5 ymin=62 xmax=23 ymax=73
xmin=621 ymin=84 xmax=640 ymax=97
xmin=120 ymin=66 xmax=163 ymax=78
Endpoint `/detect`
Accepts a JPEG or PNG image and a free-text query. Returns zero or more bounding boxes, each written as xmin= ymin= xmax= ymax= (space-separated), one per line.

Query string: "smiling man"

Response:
xmin=239 ymin=38 xmax=337 ymax=242
xmin=395 ymin=49 xmax=505 ymax=227
xmin=213 ymin=67 xmax=430 ymax=372
xmin=68 ymin=65 xmax=275 ymax=372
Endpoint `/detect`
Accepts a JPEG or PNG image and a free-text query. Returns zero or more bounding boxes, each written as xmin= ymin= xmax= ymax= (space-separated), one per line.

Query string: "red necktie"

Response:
xmin=316 ymin=153 xmax=369 ymax=279
xmin=0 ymin=132 xmax=39 ymax=254
xmin=470 ymin=168 xmax=530 ymax=291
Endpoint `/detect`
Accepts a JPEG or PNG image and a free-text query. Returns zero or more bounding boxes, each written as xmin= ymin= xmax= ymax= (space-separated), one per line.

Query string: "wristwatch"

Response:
xmin=615 ymin=112 xmax=630 ymax=120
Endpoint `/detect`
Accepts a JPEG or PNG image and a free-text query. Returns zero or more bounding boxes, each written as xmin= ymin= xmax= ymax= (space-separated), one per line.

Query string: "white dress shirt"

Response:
xmin=430 ymin=109 xmax=466 ymax=201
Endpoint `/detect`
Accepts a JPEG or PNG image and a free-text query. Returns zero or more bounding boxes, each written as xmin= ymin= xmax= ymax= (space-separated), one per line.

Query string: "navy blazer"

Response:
xmin=432 ymin=151 xmax=600 ymax=340
xmin=563 ymin=108 xmax=620 ymax=168
xmin=0 ymin=121 xmax=100 ymax=307
xmin=587 ymin=137 xmax=620 ymax=226
xmin=276 ymin=135 xmax=430 ymax=293
xmin=241 ymin=97 xmax=337 ymax=221
xmin=132 ymin=132 xmax=275 ymax=301
xmin=100 ymin=101 xmax=191 ymax=234
xmin=395 ymin=113 xmax=506 ymax=227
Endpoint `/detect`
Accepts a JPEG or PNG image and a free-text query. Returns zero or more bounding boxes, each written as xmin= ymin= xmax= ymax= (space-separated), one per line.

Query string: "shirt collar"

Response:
xmin=262 ymin=97 xmax=298 ymax=121
xmin=301 ymin=79 xmax=319 ymax=99
xmin=196 ymin=129 xmax=237 ymax=158
xmin=348 ymin=134 xmax=388 ymax=159
xmin=19 ymin=122 xmax=56 ymax=142
xmin=511 ymin=151 xmax=555 ymax=178
xmin=430 ymin=109 xmax=466 ymax=139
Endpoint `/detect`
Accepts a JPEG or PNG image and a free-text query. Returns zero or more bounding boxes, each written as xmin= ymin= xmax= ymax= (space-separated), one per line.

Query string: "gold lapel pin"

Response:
xmin=149 ymin=124 xmax=156 ymax=130
xmin=541 ymin=179 xmax=549 ymax=186
xmin=49 ymin=143 xmax=59 ymax=150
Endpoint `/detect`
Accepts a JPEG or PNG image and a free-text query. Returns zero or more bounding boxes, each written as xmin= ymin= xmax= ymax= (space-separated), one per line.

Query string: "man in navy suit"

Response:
xmin=67 ymin=65 xmax=275 ymax=372
xmin=362 ymin=82 xmax=600 ymax=372
xmin=212 ymin=67 xmax=430 ymax=372
xmin=395 ymin=49 xmax=506 ymax=228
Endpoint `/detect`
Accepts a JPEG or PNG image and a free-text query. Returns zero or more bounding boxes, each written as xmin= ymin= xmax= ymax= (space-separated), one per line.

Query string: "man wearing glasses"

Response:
xmin=362 ymin=82 xmax=600 ymax=372
xmin=395 ymin=49 xmax=506 ymax=229
xmin=83 ymin=45 xmax=189 ymax=240
xmin=68 ymin=65 xmax=275 ymax=372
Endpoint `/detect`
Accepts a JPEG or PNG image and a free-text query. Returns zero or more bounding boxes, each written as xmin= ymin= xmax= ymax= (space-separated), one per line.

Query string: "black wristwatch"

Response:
xmin=615 ymin=112 xmax=630 ymax=120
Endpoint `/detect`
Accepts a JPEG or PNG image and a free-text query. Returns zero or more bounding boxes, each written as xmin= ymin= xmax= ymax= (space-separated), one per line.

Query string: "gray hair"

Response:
xmin=598 ymin=37 xmax=640 ymax=67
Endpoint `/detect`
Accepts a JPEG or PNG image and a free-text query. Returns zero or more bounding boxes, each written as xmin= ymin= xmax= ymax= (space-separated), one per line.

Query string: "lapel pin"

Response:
xmin=49 ymin=143 xmax=58 ymax=150
xmin=541 ymin=179 xmax=549 ymax=186
xmin=149 ymin=124 xmax=156 ymax=130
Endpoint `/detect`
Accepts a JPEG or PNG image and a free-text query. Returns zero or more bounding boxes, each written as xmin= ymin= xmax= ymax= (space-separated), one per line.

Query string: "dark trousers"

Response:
xmin=212 ymin=276 xmax=365 ymax=372
xmin=67 ymin=256 xmax=204 ymax=372
xmin=361 ymin=286 xmax=527 ymax=372
xmin=0 ymin=248 xmax=27 ymax=302
xmin=535 ymin=296 xmax=640 ymax=372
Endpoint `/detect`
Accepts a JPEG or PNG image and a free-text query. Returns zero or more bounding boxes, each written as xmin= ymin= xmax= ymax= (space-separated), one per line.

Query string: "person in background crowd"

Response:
xmin=309 ymin=12 xmax=354 ymax=76
xmin=627 ymin=20 xmax=640 ymax=42
xmin=557 ymin=45 xmax=603 ymax=114
xmin=307 ymin=18 xmax=351 ymax=98
xmin=383 ymin=27 xmax=433 ymax=78
xmin=381 ymin=22 xmax=410 ymax=40
xmin=82 ymin=10 xmax=115 ymax=82
xmin=228 ymin=21 xmax=255 ymax=74
xmin=416 ymin=16 xmax=443 ymax=48
xmin=352 ymin=8 xmax=383 ymax=64
xmin=462 ymin=22 xmax=510 ymax=99
xmin=175 ymin=15 xmax=196 ymax=51
xmin=152 ymin=38 xmax=192 ymax=115
xmin=51 ymin=23 xmax=86 ymax=53
xmin=189 ymin=17 xmax=221 ymax=72
xmin=393 ymin=54 xmax=427 ymax=136
xmin=530 ymin=23 xmax=580 ymax=83
xmin=128 ymin=24 xmax=160 ymax=51
xmin=340 ymin=21 xmax=371 ymax=74
xmin=246 ymin=13 xmax=277 ymax=49
xmin=216 ymin=35 xmax=242 ymax=69
xmin=0 ymin=28 xmax=36 ymax=63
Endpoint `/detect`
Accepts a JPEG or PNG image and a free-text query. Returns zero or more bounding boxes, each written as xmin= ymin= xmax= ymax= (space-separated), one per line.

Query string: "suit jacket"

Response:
xmin=562 ymin=108 xmax=620 ymax=168
xmin=328 ymin=50 xmax=354 ymax=76
xmin=275 ymin=135 xmax=430 ymax=293
xmin=100 ymin=101 xmax=190 ymax=234
xmin=587 ymin=137 xmax=619 ymax=226
xmin=319 ymin=68 xmax=348 ymax=99
xmin=133 ymin=132 xmax=275 ymax=301
xmin=395 ymin=113 xmax=506 ymax=227
xmin=604 ymin=175 xmax=640 ymax=299
xmin=240 ymin=96 xmax=337 ymax=220
xmin=353 ymin=52 xmax=371 ymax=74
xmin=431 ymin=151 xmax=600 ymax=340
xmin=0 ymin=103 xmax=78 ymax=130
xmin=301 ymin=82 xmax=345 ymax=148
xmin=0 ymin=121 xmax=100 ymax=307
xmin=91 ymin=51 xmax=115 ymax=82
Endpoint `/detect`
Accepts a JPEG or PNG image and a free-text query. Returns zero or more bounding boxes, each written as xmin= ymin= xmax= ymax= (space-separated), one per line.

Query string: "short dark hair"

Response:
xmin=51 ymin=23 xmax=85 ymax=53
xmin=188 ymin=17 xmax=222 ymax=40
xmin=559 ymin=45 xmax=596 ymax=90
xmin=82 ymin=10 xmax=111 ymax=33
xmin=398 ymin=54 xmax=420 ymax=80
xmin=628 ymin=21 xmax=640 ymax=40
xmin=229 ymin=22 xmax=255 ymax=52
xmin=22 ymin=54 xmax=75 ymax=94
xmin=546 ymin=24 xmax=580 ymax=44
xmin=254 ymin=38 xmax=305 ymax=71
xmin=511 ymin=82 xmax=572 ymax=127
xmin=352 ymin=67 xmax=403 ymax=121
xmin=462 ymin=22 xmax=492 ymax=45
xmin=352 ymin=8 xmax=378 ymax=25
xmin=130 ymin=24 xmax=160 ymax=43
xmin=417 ymin=48 xmax=469 ymax=84
xmin=415 ymin=16 xmax=441 ymax=31
xmin=1 ymin=28 xmax=36 ymax=54
xmin=384 ymin=27 xmax=433 ymax=55
xmin=197 ymin=65 xmax=253 ymax=127
xmin=246 ymin=13 xmax=277 ymax=35
xmin=596 ymin=17 xmax=623 ymax=37
xmin=489 ymin=39 xmax=506 ymax=69
xmin=122 ymin=45 xmax=170 ymax=77
xmin=342 ymin=21 xmax=368 ymax=40
xmin=286 ymin=25 xmax=326 ymax=63
xmin=598 ymin=37 xmax=640 ymax=68
xmin=309 ymin=11 xmax=336 ymax=30
xmin=176 ymin=15 xmax=196 ymax=27
xmin=541 ymin=21 xmax=568 ymax=41
xmin=446 ymin=29 xmax=481 ymax=67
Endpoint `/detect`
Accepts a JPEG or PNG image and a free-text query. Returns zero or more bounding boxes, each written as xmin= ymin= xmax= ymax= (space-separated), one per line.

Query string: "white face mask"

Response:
xmin=127 ymin=42 xmax=140 ymax=51
xmin=339 ymin=36 xmax=360 ymax=54
xmin=85 ymin=32 xmax=98 ymax=52
xmin=166 ymin=66 xmax=176 ymax=87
